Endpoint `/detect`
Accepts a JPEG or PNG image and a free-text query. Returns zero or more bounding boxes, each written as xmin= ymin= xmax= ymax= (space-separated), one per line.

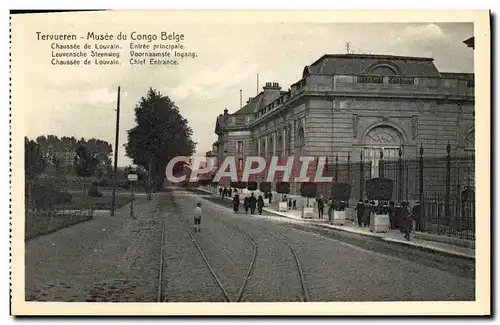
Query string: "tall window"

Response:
xmin=363 ymin=126 xmax=402 ymax=178
xmin=237 ymin=141 xmax=243 ymax=153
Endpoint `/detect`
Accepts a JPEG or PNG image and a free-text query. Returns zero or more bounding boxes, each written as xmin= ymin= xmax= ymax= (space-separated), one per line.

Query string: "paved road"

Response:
xmin=25 ymin=189 xmax=474 ymax=302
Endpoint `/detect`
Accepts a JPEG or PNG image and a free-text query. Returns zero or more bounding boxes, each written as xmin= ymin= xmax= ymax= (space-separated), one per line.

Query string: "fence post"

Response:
xmin=347 ymin=152 xmax=351 ymax=184
xmin=379 ymin=149 xmax=385 ymax=178
xmin=359 ymin=151 xmax=364 ymax=200
xmin=419 ymin=144 xmax=424 ymax=221
xmin=335 ymin=154 xmax=339 ymax=183
xmin=398 ymin=148 xmax=403 ymax=202
xmin=445 ymin=143 xmax=451 ymax=226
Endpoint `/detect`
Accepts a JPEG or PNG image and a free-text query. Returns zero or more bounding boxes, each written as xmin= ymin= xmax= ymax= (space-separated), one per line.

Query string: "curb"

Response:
xmin=382 ymin=237 xmax=475 ymax=260
xmin=195 ymin=188 xmax=475 ymax=260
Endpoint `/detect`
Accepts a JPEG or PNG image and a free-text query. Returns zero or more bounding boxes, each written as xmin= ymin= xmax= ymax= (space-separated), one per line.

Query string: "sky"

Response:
xmin=13 ymin=12 xmax=474 ymax=167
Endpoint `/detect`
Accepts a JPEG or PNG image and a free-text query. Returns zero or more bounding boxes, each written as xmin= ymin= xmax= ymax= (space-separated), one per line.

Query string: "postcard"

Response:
xmin=10 ymin=10 xmax=490 ymax=316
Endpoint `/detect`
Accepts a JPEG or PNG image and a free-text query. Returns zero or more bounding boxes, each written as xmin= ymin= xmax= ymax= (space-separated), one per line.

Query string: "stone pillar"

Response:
xmin=264 ymin=136 xmax=268 ymax=158
xmin=257 ymin=137 xmax=261 ymax=157
xmin=282 ymin=128 xmax=286 ymax=157
xmin=272 ymin=131 xmax=276 ymax=156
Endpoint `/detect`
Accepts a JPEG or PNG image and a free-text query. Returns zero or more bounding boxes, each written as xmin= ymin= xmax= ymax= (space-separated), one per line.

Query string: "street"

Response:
xmin=25 ymin=188 xmax=475 ymax=302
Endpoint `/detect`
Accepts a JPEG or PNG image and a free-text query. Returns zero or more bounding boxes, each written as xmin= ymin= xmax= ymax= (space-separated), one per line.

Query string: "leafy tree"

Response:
xmin=25 ymin=137 xmax=47 ymax=180
xmin=74 ymin=143 xmax=99 ymax=178
xmin=125 ymin=88 xmax=196 ymax=190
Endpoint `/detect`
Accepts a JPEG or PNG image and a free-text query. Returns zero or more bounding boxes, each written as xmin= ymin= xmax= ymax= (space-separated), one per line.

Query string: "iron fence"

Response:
xmin=322 ymin=144 xmax=475 ymax=240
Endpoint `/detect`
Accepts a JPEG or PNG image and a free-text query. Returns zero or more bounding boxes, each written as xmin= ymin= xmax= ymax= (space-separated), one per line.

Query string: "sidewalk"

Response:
xmin=196 ymin=187 xmax=475 ymax=260
xmin=262 ymin=206 xmax=475 ymax=260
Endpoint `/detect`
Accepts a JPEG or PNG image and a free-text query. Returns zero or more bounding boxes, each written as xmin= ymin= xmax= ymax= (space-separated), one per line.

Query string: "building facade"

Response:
xmin=213 ymin=54 xmax=475 ymax=200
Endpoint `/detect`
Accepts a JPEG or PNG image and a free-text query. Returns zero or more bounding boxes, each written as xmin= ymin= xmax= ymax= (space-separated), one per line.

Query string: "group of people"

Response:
xmin=355 ymin=200 xmax=421 ymax=241
xmin=219 ymin=187 xmax=233 ymax=198
xmin=232 ymin=192 xmax=264 ymax=215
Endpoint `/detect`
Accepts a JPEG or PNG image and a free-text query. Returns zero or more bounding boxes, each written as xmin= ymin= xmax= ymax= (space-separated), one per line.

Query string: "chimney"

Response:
xmin=263 ymin=82 xmax=281 ymax=90
xmin=246 ymin=96 xmax=254 ymax=104
xmin=223 ymin=109 xmax=228 ymax=115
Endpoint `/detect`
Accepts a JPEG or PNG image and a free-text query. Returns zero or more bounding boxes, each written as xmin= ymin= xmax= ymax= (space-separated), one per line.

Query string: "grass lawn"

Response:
xmin=25 ymin=211 xmax=93 ymax=241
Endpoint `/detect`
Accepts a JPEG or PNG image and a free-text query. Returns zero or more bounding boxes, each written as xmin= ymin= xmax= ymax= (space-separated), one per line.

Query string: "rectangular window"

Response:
xmin=237 ymin=141 xmax=243 ymax=153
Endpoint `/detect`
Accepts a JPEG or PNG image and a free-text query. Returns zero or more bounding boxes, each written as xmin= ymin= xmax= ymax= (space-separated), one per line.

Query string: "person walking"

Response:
xmin=401 ymin=201 xmax=413 ymax=240
xmin=218 ymin=187 xmax=223 ymax=198
xmin=243 ymin=196 xmax=250 ymax=214
xmin=257 ymin=195 xmax=264 ymax=215
xmin=317 ymin=196 xmax=324 ymax=219
xmin=412 ymin=201 xmax=422 ymax=231
xmin=233 ymin=193 xmax=240 ymax=213
xmin=268 ymin=192 xmax=273 ymax=205
xmin=193 ymin=202 xmax=202 ymax=233
xmin=362 ymin=200 xmax=371 ymax=227
xmin=355 ymin=200 xmax=365 ymax=227
xmin=250 ymin=193 xmax=257 ymax=214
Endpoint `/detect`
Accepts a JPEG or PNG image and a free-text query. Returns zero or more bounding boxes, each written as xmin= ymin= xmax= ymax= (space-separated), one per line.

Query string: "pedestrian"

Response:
xmin=363 ymin=200 xmax=371 ymax=227
xmin=292 ymin=199 xmax=297 ymax=210
xmin=257 ymin=195 xmax=264 ymax=215
xmin=268 ymin=192 xmax=273 ymax=205
xmin=389 ymin=201 xmax=398 ymax=229
xmin=193 ymin=202 xmax=202 ymax=233
xmin=233 ymin=193 xmax=240 ymax=213
xmin=412 ymin=201 xmax=422 ymax=231
xmin=288 ymin=198 xmax=292 ymax=209
xmin=317 ymin=196 xmax=324 ymax=219
xmin=355 ymin=200 xmax=365 ymax=227
xmin=328 ymin=197 xmax=333 ymax=221
xmin=243 ymin=196 xmax=250 ymax=214
xmin=401 ymin=201 xmax=413 ymax=240
xmin=250 ymin=193 xmax=257 ymax=214
xmin=219 ymin=187 xmax=223 ymax=197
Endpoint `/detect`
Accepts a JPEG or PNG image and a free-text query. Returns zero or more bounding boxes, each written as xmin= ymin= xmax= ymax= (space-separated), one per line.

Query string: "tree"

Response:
xmin=125 ymin=88 xmax=196 ymax=190
xmin=25 ymin=137 xmax=47 ymax=180
xmin=74 ymin=143 xmax=99 ymax=178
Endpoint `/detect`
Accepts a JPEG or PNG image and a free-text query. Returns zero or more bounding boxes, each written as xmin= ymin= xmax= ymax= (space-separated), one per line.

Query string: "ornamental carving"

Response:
xmin=411 ymin=115 xmax=418 ymax=140
xmin=352 ymin=114 xmax=359 ymax=139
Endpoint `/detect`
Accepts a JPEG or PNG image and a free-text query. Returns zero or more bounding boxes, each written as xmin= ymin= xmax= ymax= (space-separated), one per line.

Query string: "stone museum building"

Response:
xmin=212 ymin=53 xmax=475 ymax=201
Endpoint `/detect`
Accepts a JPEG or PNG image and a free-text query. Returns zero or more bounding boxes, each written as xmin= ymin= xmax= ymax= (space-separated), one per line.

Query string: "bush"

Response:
xmin=32 ymin=180 xmax=73 ymax=211
xmin=331 ymin=183 xmax=352 ymax=201
xmin=247 ymin=181 xmax=258 ymax=191
xmin=231 ymin=181 xmax=247 ymax=189
xmin=300 ymin=182 xmax=317 ymax=198
xmin=259 ymin=182 xmax=271 ymax=193
xmin=88 ymin=183 xmax=103 ymax=197
xmin=276 ymin=182 xmax=290 ymax=194
xmin=365 ymin=178 xmax=394 ymax=201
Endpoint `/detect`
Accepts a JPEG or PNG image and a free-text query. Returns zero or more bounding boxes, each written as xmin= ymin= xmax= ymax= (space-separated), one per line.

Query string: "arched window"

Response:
xmin=276 ymin=134 xmax=283 ymax=158
xmin=267 ymin=134 xmax=274 ymax=158
xmin=371 ymin=66 xmax=397 ymax=76
xmin=363 ymin=126 xmax=403 ymax=178
xmin=295 ymin=126 xmax=305 ymax=156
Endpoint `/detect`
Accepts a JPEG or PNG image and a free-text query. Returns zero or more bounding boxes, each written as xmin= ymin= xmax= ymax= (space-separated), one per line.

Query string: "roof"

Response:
xmin=463 ymin=37 xmax=474 ymax=48
xmin=306 ymin=54 xmax=441 ymax=77
xmin=233 ymin=92 xmax=265 ymax=115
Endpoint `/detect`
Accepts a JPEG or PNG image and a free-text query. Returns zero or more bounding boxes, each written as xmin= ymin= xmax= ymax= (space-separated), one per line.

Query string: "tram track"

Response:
xmin=169 ymin=189 xmax=309 ymax=302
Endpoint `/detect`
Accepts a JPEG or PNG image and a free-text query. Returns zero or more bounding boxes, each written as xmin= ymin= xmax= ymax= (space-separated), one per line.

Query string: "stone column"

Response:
xmin=272 ymin=131 xmax=276 ymax=156
xmin=257 ymin=137 xmax=261 ymax=157
xmin=264 ymin=136 xmax=268 ymax=158
xmin=282 ymin=128 xmax=286 ymax=157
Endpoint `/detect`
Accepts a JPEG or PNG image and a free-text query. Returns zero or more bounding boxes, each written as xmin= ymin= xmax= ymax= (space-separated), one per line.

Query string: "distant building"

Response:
xmin=214 ymin=54 xmax=474 ymax=198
